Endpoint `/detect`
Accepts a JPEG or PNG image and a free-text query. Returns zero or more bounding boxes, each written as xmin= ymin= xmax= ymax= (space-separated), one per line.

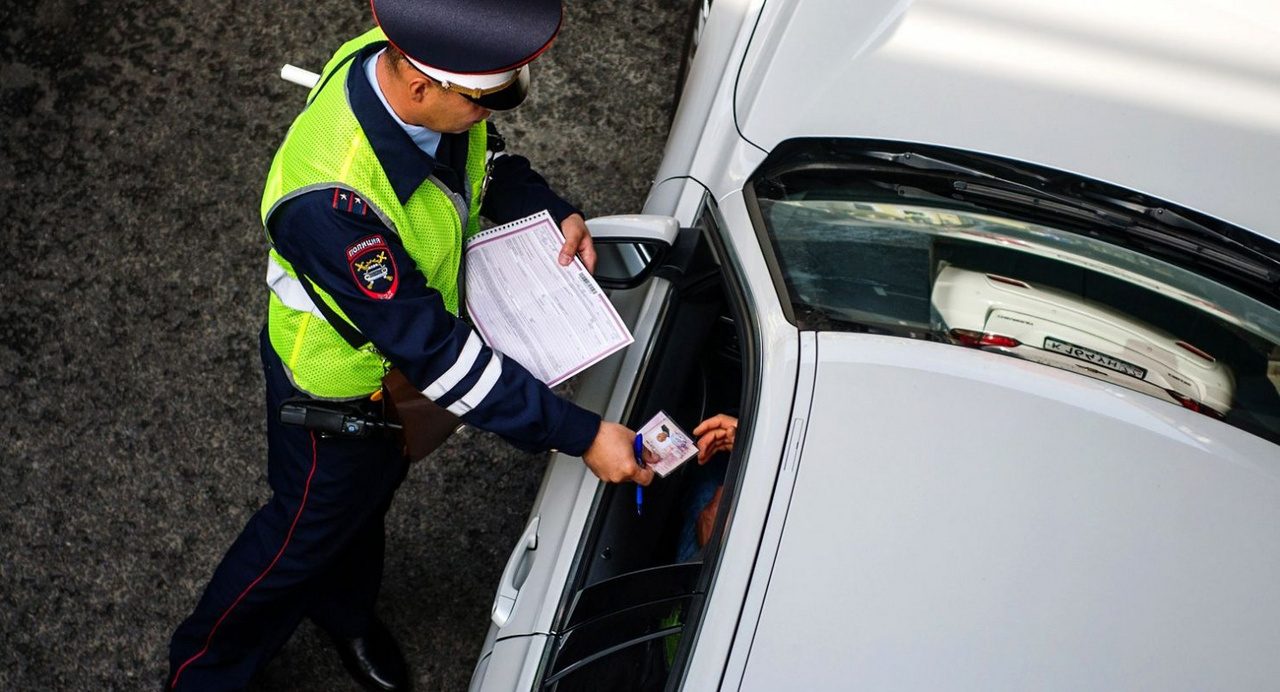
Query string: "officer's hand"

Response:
xmin=558 ymin=213 xmax=597 ymax=274
xmin=582 ymin=421 xmax=654 ymax=486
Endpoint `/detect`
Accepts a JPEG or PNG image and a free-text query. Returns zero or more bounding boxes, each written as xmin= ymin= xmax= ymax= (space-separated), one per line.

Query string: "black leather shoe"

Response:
xmin=331 ymin=619 xmax=411 ymax=692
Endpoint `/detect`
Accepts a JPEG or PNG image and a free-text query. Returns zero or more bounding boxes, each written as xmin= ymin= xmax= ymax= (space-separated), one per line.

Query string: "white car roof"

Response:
xmin=740 ymin=334 xmax=1280 ymax=690
xmin=734 ymin=0 xmax=1280 ymax=242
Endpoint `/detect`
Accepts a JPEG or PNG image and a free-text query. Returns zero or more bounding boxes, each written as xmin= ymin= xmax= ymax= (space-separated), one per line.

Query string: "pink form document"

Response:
xmin=464 ymin=210 xmax=634 ymax=386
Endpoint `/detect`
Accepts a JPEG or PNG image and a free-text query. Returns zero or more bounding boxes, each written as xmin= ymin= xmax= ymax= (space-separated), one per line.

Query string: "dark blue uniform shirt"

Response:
xmin=269 ymin=45 xmax=599 ymax=455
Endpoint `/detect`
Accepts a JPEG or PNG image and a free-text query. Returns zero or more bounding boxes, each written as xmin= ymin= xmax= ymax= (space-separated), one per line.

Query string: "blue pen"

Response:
xmin=633 ymin=433 xmax=645 ymax=515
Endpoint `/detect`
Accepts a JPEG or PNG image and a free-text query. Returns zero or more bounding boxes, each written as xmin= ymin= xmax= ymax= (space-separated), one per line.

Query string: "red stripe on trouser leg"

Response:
xmin=168 ymin=432 xmax=321 ymax=690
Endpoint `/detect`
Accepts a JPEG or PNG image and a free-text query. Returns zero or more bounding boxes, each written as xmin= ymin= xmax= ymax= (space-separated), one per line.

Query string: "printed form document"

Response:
xmin=465 ymin=210 xmax=634 ymax=386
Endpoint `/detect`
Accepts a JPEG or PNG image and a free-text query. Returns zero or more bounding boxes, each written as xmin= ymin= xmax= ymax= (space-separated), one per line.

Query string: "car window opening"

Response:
xmin=542 ymin=202 xmax=750 ymax=690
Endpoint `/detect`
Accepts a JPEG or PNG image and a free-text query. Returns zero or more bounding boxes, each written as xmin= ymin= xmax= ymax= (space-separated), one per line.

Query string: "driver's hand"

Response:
xmin=696 ymin=486 xmax=724 ymax=548
xmin=582 ymin=421 xmax=654 ymax=486
xmin=693 ymin=414 xmax=738 ymax=463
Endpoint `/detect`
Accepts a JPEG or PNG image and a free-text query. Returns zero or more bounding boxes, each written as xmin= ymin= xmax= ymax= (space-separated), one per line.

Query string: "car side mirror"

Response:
xmin=586 ymin=215 xmax=680 ymax=290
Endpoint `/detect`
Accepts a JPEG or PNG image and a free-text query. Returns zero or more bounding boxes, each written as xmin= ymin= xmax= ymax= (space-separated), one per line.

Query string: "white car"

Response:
xmin=931 ymin=262 xmax=1237 ymax=417
xmin=471 ymin=0 xmax=1280 ymax=690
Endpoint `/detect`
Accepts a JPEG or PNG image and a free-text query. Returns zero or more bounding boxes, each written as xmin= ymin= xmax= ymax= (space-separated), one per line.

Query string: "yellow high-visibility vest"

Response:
xmin=260 ymin=28 xmax=487 ymax=399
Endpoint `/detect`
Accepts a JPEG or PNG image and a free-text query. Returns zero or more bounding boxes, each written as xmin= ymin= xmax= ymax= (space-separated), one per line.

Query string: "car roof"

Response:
xmin=737 ymin=334 xmax=1280 ymax=689
xmin=733 ymin=0 xmax=1280 ymax=242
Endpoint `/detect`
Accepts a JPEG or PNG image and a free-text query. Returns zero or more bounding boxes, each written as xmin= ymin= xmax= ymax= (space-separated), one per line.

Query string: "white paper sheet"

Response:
xmin=464 ymin=210 xmax=634 ymax=386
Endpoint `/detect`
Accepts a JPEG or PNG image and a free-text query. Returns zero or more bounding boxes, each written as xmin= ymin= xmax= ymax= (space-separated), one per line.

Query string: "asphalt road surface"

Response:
xmin=0 ymin=0 xmax=686 ymax=688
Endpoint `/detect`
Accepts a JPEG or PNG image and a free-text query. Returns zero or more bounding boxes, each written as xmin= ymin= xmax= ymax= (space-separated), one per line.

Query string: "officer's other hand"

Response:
xmin=558 ymin=213 xmax=597 ymax=274
xmin=582 ymin=421 xmax=654 ymax=486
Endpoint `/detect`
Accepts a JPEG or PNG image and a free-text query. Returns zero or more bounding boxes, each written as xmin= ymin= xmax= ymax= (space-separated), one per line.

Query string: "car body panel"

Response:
xmin=737 ymin=333 xmax=1280 ymax=690
xmin=470 ymin=271 xmax=677 ymax=681
xmin=666 ymin=190 xmax=807 ymax=691
xmin=732 ymin=0 xmax=1280 ymax=241
xmin=717 ymin=331 xmax=817 ymax=691
xmin=473 ymin=178 xmax=804 ymax=686
xmin=656 ymin=0 xmax=770 ymax=206
xmin=469 ymin=635 xmax=548 ymax=692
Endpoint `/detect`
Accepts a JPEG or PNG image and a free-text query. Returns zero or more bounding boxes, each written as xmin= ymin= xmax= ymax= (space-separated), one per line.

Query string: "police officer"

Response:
xmin=167 ymin=1 xmax=653 ymax=689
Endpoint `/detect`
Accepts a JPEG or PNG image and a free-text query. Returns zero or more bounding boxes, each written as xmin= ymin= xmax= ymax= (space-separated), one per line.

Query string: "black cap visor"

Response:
xmin=466 ymin=66 xmax=530 ymax=111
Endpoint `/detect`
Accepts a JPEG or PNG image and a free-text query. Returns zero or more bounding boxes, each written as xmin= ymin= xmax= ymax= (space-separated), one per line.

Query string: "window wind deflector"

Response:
xmin=563 ymin=562 xmax=702 ymax=629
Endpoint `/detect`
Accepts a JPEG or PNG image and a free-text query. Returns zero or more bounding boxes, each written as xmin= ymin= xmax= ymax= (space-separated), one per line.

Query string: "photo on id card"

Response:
xmin=638 ymin=411 xmax=697 ymax=477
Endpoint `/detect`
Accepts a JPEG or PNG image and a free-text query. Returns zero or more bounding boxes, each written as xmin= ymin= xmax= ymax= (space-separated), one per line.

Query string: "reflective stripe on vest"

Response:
xmin=266 ymin=254 xmax=321 ymax=317
xmin=260 ymin=28 xmax=489 ymax=399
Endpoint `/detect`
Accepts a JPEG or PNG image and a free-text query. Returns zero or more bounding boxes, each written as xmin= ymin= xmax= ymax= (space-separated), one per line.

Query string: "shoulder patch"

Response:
xmin=331 ymin=188 xmax=369 ymax=216
xmin=347 ymin=235 xmax=398 ymax=300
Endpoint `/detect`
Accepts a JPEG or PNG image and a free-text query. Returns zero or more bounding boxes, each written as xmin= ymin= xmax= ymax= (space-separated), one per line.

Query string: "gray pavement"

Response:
xmin=0 ymin=1 xmax=685 ymax=689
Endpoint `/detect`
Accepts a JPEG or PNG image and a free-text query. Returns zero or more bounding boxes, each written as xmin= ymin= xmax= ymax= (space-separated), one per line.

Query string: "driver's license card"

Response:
xmin=638 ymin=411 xmax=697 ymax=477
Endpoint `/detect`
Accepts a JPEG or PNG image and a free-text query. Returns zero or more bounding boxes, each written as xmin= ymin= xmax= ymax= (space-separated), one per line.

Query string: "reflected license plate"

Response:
xmin=1043 ymin=337 xmax=1147 ymax=379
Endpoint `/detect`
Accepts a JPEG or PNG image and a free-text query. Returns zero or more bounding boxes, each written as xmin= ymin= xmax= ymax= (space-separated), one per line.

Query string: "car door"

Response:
xmin=471 ymin=182 xmax=731 ymax=690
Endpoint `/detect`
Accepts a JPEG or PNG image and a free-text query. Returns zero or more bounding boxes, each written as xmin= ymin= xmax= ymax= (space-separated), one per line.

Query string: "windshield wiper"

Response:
xmin=865 ymin=150 xmax=997 ymax=179
xmin=952 ymin=180 xmax=1134 ymax=229
xmin=946 ymin=178 xmax=1280 ymax=293
xmin=756 ymin=140 xmax=1280 ymax=302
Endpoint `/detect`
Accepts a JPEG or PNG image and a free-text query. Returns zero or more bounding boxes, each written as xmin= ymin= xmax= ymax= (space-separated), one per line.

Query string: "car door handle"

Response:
xmin=491 ymin=516 xmax=540 ymax=628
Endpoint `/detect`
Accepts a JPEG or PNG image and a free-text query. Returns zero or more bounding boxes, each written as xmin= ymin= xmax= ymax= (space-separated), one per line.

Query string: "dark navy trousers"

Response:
xmin=167 ymin=329 xmax=410 ymax=691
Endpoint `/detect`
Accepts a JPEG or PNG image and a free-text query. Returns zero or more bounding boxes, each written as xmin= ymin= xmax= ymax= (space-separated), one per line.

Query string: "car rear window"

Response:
xmin=750 ymin=139 xmax=1280 ymax=444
